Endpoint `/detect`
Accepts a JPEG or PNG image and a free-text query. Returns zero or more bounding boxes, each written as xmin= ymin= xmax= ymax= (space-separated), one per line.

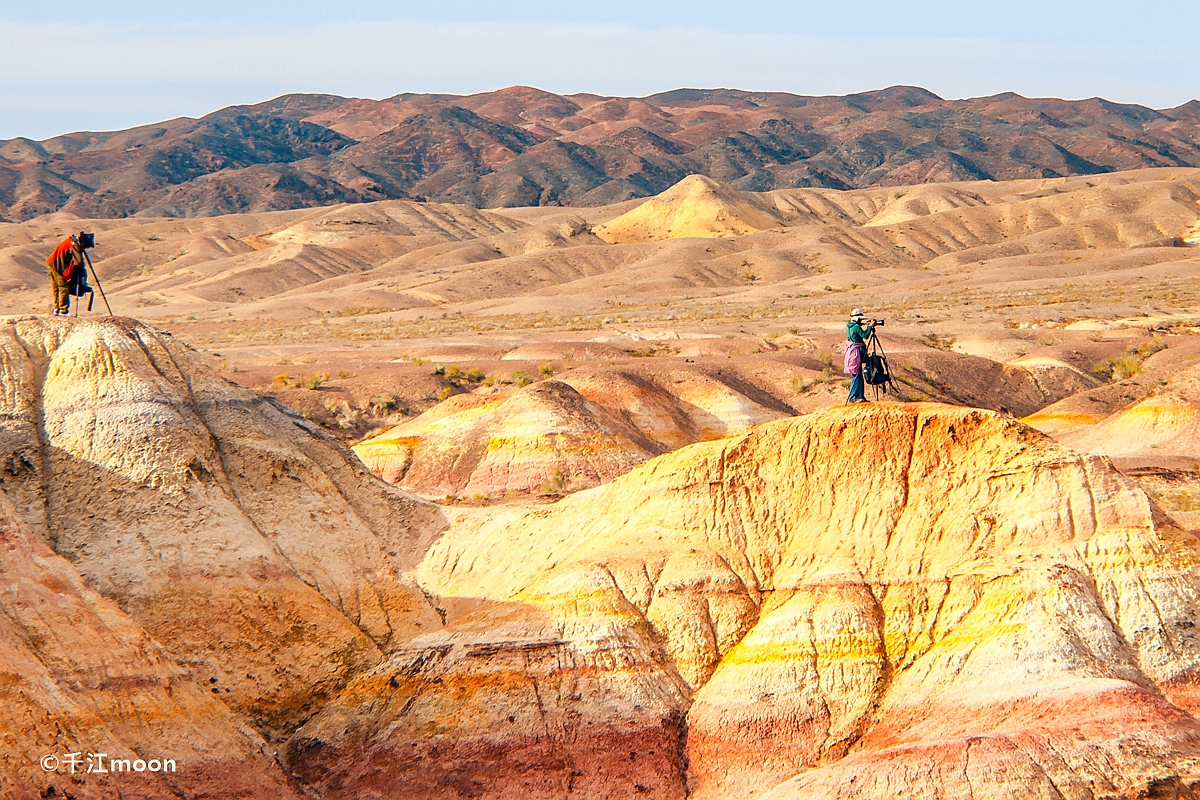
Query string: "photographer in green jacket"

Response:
xmin=843 ymin=308 xmax=874 ymax=403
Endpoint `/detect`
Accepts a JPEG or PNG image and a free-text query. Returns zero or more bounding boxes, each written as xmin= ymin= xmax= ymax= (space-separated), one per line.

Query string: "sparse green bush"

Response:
xmin=512 ymin=370 xmax=531 ymax=387
xmin=437 ymin=386 xmax=454 ymax=401
xmin=1093 ymin=338 xmax=1167 ymax=381
xmin=539 ymin=362 xmax=555 ymax=377
xmin=273 ymin=373 xmax=296 ymax=389
xmin=302 ymin=372 xmax=328 ymax=390
xmin=1112 ymin=355 xmax=1143 ymax=380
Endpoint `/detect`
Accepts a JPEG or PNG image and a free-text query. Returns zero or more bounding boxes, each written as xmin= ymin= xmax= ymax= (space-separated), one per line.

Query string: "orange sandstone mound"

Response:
xmin=293 ymin=403 xmax=1200 ymax=799
xmin=354 ymin=366 xmax=785 ymax=497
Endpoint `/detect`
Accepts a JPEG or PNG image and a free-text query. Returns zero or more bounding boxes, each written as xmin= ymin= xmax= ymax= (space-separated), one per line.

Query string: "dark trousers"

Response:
xmin=848 ymin=367 xmax=866 ymax=403
xmin=48 ymin=267 xmax=69 ymax=314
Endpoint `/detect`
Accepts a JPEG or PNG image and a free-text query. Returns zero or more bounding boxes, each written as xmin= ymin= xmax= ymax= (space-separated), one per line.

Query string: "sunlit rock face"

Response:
xmin=297 ymin=403 xmax=1200 ymax=799
xmin=354 ymin=367 xmax=783 ymax=498
xmin=4 ymin=315 xmax=1200 ymax=799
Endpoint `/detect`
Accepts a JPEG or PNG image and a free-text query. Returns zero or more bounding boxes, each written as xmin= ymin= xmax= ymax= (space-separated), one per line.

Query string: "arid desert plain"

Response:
xmin=3 ymin=163 xmax=1200 ymax=797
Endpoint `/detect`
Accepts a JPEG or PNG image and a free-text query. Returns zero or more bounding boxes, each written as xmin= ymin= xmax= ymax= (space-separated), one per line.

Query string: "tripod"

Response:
xmin=81 ymin=251 xmax=113 ymax=316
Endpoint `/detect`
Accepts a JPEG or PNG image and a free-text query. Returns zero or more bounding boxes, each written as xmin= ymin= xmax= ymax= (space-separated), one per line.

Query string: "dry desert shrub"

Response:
xmin=368 ymin=394 xmax=397 ymax=415
xmin=302 ymin=373 xmax=328 ymax=390
xmin=919 ymin=332 xmax=957 ymax=352
xmin=436 ymin=364 xmax=487 ymax=386
xmin=322 ymin=398 xmax=359 ymax=429
xmin=540 ymin=468 xmax=567 ymax=496
xmin=1092 ymin=337 xmax=1168 ymax=380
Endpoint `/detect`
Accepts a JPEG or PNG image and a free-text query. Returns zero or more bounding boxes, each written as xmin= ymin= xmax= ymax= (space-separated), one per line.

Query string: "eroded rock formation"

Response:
xmin=354 ymin=366 xmax=785 ymax=497
xmin=302 ymin=404 xmax=1200 ymax=799
xmin=0 ymin=315 xmax=445 ymax=798
xmin=4 ymin=316 xmax=1200 ymax=799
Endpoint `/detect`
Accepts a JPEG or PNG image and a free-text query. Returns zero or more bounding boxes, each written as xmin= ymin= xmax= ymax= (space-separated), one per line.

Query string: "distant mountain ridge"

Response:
xmin=2 ymin=85 xmax=1199 ymax=221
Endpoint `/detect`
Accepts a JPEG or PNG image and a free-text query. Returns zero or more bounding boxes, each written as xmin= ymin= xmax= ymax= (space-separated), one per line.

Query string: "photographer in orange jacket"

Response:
xmin=46 ymin=232 xmax=94 ymax=315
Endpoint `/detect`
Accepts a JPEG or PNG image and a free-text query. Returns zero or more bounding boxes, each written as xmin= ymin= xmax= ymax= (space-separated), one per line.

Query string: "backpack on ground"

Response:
xmin=68 ymin=264 xmax=94 ymax=312
xmin=863 ymin=332 xmax=895 ymax=396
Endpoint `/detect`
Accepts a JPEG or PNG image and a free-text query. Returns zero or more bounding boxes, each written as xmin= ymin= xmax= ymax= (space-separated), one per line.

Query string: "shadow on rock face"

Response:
xmin=0 ymin=315 xmax=450 ymax=746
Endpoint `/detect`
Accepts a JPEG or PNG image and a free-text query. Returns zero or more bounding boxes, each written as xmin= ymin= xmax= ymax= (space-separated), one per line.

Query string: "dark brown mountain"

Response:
xmin=2 ymin=85 xmax=1199 ymax=221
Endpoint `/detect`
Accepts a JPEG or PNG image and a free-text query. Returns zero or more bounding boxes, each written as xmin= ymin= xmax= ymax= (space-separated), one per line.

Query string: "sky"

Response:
xmin=2 ymin=1 xmax=1198 ymax=140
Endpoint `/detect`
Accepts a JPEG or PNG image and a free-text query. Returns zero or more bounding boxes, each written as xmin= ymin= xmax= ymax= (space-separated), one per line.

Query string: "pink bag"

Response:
xmin=844 ymin=342 xmax=865 ymax=375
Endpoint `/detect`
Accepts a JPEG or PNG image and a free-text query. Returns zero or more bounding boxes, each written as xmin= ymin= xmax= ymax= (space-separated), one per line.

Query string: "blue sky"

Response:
xmin=2 ymin=1 xmax=1197 ymax=140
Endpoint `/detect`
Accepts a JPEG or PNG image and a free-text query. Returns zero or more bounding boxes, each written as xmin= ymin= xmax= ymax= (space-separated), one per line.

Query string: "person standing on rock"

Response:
xmin=844 ymin=308 xmax=874 ymax=403
xmin=45 ymin=232 xmax=94 ymax=316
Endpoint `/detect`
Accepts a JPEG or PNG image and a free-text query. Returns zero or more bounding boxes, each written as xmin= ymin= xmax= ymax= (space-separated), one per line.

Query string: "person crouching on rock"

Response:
xmin=844 ymin=308 xmax=873 ymax=404
xmin=46 ymin=231 xmax=92 ymax=316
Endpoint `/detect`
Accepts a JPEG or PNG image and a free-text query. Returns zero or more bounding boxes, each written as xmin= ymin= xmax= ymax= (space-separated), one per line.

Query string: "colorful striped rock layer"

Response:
xmin=296 ymin=404 xmax=1200 ymax=799
xmin=3 ymin=316 xmax=1200 ymax=799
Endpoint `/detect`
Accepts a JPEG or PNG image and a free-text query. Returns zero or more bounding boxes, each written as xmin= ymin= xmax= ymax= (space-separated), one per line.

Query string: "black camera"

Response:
xmin=872 ymin=318 xmax=885 ymax=327
xmin=77 ymin=231 xmax=95 ymax=250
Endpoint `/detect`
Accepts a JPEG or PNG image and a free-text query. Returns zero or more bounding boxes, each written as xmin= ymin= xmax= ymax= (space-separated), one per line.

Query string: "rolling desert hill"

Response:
xmin=3 ymin=85 xmax=1200 ymax=221
xmin=0 ymin=167 xmax=1196 ymax=482
xmin=5 ymin=165 xmax=1200 ymax=797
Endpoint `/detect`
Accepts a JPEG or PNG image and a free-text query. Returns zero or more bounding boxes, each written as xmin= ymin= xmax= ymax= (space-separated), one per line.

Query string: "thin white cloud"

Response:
xmin=1 ymin=18 xmax=1196 ymax=139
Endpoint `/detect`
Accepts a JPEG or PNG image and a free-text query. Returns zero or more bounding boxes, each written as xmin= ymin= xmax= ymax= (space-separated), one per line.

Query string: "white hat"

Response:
xmin=851 ymin=308 xmax=863 ymax=318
